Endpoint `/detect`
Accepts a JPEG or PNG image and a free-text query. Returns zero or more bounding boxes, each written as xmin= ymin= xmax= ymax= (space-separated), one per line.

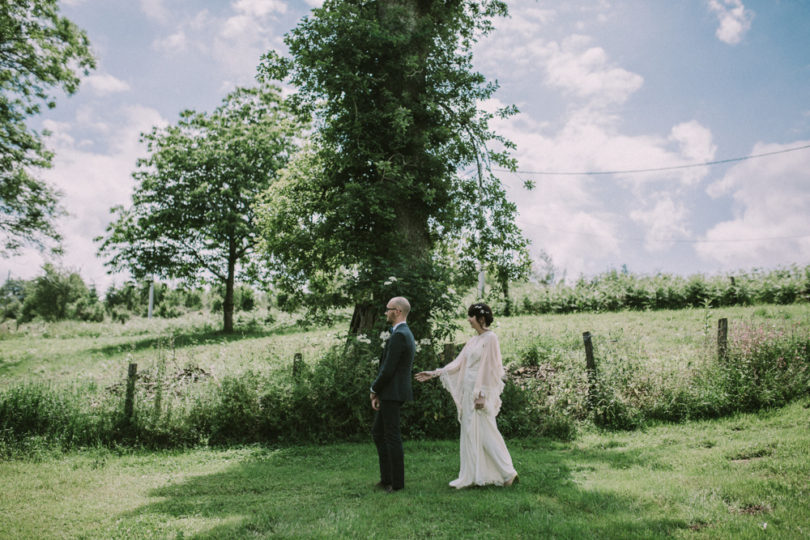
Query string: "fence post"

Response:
xmin=583 ymin=332 xmax=597 ymax=410
xmin=717 ymin=318 xmax=728 ymax=361
xmin=293 ymin=352 xmax=303 ymax=378
xmin=124 ymin=363 xmax=137 ymax=423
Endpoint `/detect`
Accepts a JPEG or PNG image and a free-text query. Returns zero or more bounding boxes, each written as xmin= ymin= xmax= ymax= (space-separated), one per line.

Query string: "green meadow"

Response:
xmin=1 ymin=400 xmax=807 ymax=538
xmin=1 ymin=304 xmax=809 ymax=538
xmin=3 ymin=303 xmax=807 ymax=388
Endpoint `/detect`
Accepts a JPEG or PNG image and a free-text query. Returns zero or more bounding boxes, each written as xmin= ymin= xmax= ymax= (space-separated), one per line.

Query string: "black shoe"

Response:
xmin=375 ymin=481 xmax=392 ymax=491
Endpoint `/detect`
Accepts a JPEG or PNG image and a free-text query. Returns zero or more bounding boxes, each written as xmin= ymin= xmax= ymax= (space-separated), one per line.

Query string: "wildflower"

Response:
xmin=383 ymin=276 xmax=398 ymax=286
xmin=356 ymin=334 xmax=371 ymax=344
xmin=379 ymin=331 xmax=391 ymax=341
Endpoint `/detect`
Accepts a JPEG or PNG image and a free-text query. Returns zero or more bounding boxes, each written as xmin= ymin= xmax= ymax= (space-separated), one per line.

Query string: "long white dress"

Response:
xmin=438 ymin=331 xmax=517 ymax=488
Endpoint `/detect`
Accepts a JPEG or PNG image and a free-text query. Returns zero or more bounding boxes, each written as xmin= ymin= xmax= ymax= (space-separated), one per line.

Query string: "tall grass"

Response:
xmin=1 ymin=309 xmax=808 ymax=454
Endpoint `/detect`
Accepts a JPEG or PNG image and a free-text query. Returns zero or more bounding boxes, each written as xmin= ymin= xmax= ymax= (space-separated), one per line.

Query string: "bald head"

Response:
xmin=389 ymin=297 xmax=410 ymax=318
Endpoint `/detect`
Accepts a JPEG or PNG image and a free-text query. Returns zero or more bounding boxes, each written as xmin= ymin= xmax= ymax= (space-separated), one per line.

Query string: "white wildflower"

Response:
xmin=383 ymin=276 xmax=398 ymax=285
xmin=356 ymin=334 xmax=371 ymax=344
xmin=379 ymin=331 xmax=391 ymax=341
xmin=419 ymin=338 xmax=432 ymax=346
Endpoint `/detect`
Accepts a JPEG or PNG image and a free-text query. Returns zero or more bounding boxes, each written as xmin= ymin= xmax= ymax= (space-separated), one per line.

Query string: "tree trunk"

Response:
xmin=349 ymin=301 xmax=378 ymax=336
xmin=501 ymin=277 xmax=512 ymax=316
xmin=223 ymin=239 xmax=236 ymax=333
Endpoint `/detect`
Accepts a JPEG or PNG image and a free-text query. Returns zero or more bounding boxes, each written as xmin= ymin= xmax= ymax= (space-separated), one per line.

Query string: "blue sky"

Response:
xmin=4 ymin=0 xmax=810 ymax=290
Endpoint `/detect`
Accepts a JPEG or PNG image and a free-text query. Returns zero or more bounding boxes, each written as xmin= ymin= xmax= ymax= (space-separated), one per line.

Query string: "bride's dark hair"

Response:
xmin=468 ymin=303 xmax=494 ymax=327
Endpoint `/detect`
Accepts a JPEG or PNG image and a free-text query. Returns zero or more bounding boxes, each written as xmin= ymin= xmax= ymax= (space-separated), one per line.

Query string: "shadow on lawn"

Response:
xmin=91 ymin=320 xmax=308 ymax=358
xmin=120 ymin=440 xmax=693 ymax=539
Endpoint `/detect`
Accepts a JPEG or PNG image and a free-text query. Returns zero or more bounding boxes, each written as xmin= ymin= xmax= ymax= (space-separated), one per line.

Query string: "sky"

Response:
xmin=3 ymin=0 xmax=810 ymax=291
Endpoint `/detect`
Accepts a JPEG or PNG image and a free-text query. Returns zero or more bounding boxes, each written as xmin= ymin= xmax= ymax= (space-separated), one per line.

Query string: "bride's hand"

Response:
xmin=415 ymin=371 xmax=437 ymax=382
xmin=474 ymin=396 xmax=485 ymax=410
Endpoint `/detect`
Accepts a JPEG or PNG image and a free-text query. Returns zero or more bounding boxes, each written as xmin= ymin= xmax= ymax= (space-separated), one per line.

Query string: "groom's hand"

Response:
xmin=370 ymin=393 xmax=380 ymax=411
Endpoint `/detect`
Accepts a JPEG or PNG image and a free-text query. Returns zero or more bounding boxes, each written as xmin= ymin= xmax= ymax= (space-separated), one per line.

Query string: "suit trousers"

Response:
xmin=372 ymin=399 xmax=404 ymax=490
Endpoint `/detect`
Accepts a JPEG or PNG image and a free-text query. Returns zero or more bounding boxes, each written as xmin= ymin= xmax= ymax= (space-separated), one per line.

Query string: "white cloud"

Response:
xmin=699 ymin=141 xmax=810 ymax=268
xmin=543 ymin=35 xmax=644 ymax=106
xmin=140 ymin=0 xmax=170 ymax=23
xmin=476 ymin=3 xmax=719 ymax=275
xmin=492 ymin=111 xmax=718 ymax=275
xmin=708 ymin=0 xmax=753 ymax=45
xmin=629 ymin=196 xmax=691 ymax=252
xmin=2 ymin=106 xmax=167 ymax=290
xmin=233 ymin=0 xmax=287 ymax=18
xmin=84 ymin=73 xmax=131 ymax=95
xmin=153 ymin=30 xmax=189 ymax=54
xmin=151 ymin=4 xmax=286 ymax=84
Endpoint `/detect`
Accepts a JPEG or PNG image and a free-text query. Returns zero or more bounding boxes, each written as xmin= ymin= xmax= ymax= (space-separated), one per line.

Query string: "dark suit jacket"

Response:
xmin=371 ymin=323 xmax=415 ymax=402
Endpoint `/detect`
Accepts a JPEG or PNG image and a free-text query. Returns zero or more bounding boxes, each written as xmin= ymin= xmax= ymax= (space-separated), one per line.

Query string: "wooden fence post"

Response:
xmin=583 ymin=332 xmax=597 ymax=410
xmin=124 ymin=363 xmax=137 ymax=423
xmin=293 ymin=352 xmax=303 ymax=378
xmin=717 ymin=318 xmax=728 ymax=361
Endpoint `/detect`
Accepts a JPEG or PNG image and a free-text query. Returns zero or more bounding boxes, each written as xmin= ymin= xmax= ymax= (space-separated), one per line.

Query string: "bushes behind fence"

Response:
xmin=1 ymin=323 xmax=808 ymax=455
xmin=506 ymin=265 xmax=810 ymax=316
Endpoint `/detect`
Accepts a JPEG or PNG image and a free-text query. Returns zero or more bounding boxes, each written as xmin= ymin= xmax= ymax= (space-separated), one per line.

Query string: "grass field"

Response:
xmin=1 ymin=399 xmax=808 ymax=539
xmin=3 ymin=304 xmax=808 ymax=390
xmin=1 ymin=304 xmax=808 ymax=538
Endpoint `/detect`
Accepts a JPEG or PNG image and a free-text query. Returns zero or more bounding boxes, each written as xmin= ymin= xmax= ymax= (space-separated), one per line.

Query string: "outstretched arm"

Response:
xmin=415 ymin=342 xmax=468 ymax=382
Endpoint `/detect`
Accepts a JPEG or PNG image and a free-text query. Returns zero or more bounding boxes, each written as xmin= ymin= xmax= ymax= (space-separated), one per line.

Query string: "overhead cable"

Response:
xmin=495 ymin=143 xmax=810 ymax=176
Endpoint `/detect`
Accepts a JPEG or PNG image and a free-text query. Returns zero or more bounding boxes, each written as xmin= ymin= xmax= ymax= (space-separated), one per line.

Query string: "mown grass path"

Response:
xmin=2 ymin=400 xmax=807 ymax=539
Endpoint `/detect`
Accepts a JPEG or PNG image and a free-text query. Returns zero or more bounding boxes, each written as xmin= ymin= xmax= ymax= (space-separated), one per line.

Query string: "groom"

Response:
xmin=370 ymin=296 xmax=415 ymax=493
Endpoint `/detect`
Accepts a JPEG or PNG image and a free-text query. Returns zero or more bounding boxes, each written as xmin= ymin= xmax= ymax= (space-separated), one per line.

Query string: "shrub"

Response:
xmin=2 ymin=320 xmax=806 ymax=452
xmin=513 ymin=265 xmax=809 ymax=315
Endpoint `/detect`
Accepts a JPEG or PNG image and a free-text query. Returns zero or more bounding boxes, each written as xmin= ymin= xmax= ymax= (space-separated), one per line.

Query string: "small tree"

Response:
xmin=0 ymin=276 xmax=26 ymax=321
xmin=98 ymin=84 xmax=303 ymax=333
xmin=0 ymin=0 xmax=95 ymax=255
xmin=19 ymin=263 xmax=97 ymax=322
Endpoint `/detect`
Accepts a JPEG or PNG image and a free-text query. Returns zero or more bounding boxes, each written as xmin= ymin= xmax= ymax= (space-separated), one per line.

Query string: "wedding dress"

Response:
xmin=438 ymin=331 xmax=517 ymax=488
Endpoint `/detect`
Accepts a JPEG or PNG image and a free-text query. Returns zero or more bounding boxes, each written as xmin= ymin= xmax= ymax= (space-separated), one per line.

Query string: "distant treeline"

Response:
xmin=504 ymin=265 xmax=810 ymax=315
xmin=0 ymin=264 xmax=260 ymax=324
xmin=4 ymin=264 xmax=809 ymax=324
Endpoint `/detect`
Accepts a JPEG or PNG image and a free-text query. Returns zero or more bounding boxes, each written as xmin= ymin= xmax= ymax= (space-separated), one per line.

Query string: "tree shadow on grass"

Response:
xmin=91 ymin=320 xmax=310 ymax=358
xmin=117 ymin=440 xmax=696 ymax=539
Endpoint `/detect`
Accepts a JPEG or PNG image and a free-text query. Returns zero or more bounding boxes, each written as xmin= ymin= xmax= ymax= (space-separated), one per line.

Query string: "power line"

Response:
xmin=496 ymin=143 xmax=810 ymax=176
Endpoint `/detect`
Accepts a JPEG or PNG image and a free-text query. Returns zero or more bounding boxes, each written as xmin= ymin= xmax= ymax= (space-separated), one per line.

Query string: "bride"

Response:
xmin=416 ymin=303 xmax=518 ymax=488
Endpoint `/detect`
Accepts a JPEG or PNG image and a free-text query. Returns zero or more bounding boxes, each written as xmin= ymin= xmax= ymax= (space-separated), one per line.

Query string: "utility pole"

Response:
xmin=147 ymin=278 xmax=154 ymax=319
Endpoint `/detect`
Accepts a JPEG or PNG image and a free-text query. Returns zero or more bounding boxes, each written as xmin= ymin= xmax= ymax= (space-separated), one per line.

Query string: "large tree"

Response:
xmin=0 ymin=0 xmax=95 ymax=255
xmin=257 ymin=0 xmax=529 ymax=339
xmin=97 ymin=84 xmax=302 ymax=333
